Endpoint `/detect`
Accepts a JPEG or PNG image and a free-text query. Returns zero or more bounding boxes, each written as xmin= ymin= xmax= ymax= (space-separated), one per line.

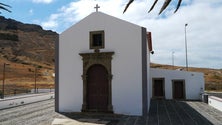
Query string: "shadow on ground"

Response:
xmin=59 ymin=112 xmax=123 ymax=125
xmin=148 ymin=99 xmax=213 ymax=125
xmin=57 ymin=99 xmax=215 ymax=125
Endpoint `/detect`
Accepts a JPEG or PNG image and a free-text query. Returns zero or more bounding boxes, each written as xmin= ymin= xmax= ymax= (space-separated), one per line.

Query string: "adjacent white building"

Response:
xmin=55 ymin=11 xmax=204 ymax=116
xmin=150 ymin=68 xmax=204 ymax=100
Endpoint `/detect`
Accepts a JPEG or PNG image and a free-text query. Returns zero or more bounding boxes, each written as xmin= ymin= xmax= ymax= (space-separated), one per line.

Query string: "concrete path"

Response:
xmin=0 ymin=92 xmax=54 ymax=109
xmin=1 ymin=99 xmax=222 ymax=125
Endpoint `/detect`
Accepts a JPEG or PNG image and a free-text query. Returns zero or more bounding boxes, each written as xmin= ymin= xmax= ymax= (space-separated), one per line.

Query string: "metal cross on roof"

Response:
xmin=94 ymin=4 xmax=100 ymax=12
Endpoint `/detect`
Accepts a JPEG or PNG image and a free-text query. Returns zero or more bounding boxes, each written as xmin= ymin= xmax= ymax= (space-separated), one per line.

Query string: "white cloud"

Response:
xmin=41 ymin=14 xmax=59 ymax=30
xmin=42 ymin=21 xmax=57 ymax=29
xmin=32 ymin=0 xmax=54 ymax=4
xmin=148 ymin=0 xmax=222 ymax=69
xmin=40 ymin=0 xmax=222 ymax=68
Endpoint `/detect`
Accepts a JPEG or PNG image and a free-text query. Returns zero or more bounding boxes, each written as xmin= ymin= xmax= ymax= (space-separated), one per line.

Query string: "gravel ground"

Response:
xmin=0 ymin=99 xmax=122 ymax=125
xmin=0 ymin=99 xmax=67 ymax=125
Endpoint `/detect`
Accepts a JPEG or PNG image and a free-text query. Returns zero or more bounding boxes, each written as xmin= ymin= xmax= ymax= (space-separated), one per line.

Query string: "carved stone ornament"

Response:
xmin=79 ymin=51 xmax=114 ymax=112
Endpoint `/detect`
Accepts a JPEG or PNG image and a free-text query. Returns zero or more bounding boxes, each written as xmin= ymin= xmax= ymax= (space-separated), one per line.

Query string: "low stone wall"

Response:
xmin=0 ymin=92 xmax=54 ymax=110
xmin=208 ymin=96 xmax=222 ymax=112
xmin=30 ymin=89 xmax=55 ymax=93
xmin=206 ymin=92 xmax=222 ymax=98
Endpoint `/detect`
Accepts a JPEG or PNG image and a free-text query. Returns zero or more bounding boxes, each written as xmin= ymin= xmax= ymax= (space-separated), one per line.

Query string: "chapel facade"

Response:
xmin=55 ymin=11 xmax=204 ymax=116
xmin=56 ymin=11 xmax=150 ymax=116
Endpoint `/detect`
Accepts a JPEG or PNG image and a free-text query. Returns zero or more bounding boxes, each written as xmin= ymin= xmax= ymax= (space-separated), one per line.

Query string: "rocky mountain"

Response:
xmin=0 ymin=16 xmax=58 ymax=68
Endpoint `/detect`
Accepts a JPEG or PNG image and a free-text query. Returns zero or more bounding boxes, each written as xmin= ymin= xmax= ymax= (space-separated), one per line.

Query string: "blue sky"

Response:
xmin=1 ymin=0 xmax=71 ymax=28
xmin=1 ymin=0 xmax=222 ymax=69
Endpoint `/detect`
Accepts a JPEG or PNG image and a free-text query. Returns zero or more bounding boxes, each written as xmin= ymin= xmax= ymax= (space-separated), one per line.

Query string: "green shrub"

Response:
xmin=37 ymin=65 xmax=42 ymax=68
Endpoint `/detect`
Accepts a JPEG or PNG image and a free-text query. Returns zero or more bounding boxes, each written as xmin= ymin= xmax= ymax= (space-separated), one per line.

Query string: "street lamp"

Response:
xmin=2 ymin=63 xmax=10 ymax=99
xmin=185 ymin=23 xmax=188 ymax=71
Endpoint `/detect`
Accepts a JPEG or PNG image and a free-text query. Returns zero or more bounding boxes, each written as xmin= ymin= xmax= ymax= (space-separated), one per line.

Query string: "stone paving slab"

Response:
xmin=146 ymin=99 xmax=222 ymax=125
xmin=186 ymin=101 xmax=222 ymax=125
xmin=1 ymin=99 xmax=222 ymax=125
xmin=59 ymin=99 xmax=222 ymax=125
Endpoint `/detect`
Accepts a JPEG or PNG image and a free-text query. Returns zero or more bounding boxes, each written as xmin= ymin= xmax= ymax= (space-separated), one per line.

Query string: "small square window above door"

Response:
xmin=90 ymin=30 xmax=105 ymax=49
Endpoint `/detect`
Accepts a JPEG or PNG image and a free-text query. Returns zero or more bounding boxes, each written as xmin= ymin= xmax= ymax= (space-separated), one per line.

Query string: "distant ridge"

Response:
xmin=0 ymin=16 xmax=58 ymax=67
xmin=0 ymin=16 xmax=56 ymax=34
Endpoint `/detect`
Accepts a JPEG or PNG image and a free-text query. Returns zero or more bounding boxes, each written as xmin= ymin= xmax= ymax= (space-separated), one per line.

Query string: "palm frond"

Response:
xmin=0 ymin=6 xmax=11 ymax=12
xmin=123 ymin=0 xmax=183 ymax=15
xmin=0 ymin=2 xmax=11 ymax=13
xmin=159 ymin=0 xmax=172 ymax=15
xmin=148 ymin=0 xmax=158 ymax=13
xmin=0 ymin=3 xmax=11 ymax=8
xmin=123 ymin=0 xmax=134 ymax=13
xmin=174 ymin=0 xmax=182 ymax=13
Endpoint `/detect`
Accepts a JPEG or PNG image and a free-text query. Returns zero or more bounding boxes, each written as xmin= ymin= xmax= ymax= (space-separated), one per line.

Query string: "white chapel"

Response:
xmin=55 ymin=10 xmax=204 ymax=116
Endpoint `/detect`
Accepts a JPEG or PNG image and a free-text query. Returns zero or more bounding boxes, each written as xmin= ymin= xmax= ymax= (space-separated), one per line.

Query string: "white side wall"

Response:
xmin=147 ymin=54 xmax=151 ymax=111
xmin=59 ymin=12 xmax=148 ymax=115
xmin=208 ymin=96 xmax=222 ymax=112
xmin=150 ymin=68 xmax=204 ymax=100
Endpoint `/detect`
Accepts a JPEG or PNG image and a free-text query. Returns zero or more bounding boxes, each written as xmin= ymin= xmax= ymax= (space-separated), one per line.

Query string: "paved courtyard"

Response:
xmin=147 ymin=99 xmax=222 ymax=125
xmin=0 ymin=99 xmax=222 ymax=125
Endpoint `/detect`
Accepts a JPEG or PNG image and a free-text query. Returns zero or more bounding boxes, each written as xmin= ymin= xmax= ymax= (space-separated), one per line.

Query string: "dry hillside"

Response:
xmin=0 ymin=16 xmax=57 ymax=95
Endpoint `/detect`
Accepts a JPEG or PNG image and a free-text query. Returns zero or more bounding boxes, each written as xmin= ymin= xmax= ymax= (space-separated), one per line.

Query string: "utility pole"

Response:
xmin=172 ymin=51 xmax=175 ymax=69
xmin=185 ymin=23 xmax=188 ymax=71
xmin=2 ymin=63 xmax=10 ymax=99
xmin=34 ymin=67 xmax=37 ymax=93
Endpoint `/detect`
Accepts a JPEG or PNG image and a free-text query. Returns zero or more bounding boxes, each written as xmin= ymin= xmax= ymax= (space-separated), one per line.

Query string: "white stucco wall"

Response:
xmin=59 ymin=12 xmax=149 ymax=115
xmin=208 ymin=96 xmax=222 ymax=112
xmin=147 ymin=54 xmax=151 ymax=111
xmin=150 ymin=68 xmax=204 ymax=100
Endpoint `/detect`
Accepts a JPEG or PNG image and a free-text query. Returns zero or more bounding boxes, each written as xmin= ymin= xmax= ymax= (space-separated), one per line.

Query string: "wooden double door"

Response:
xmin=153 ymin=78 xmax=165 ymax=99
xmin=86 ymin=64 xmax=109 ymax=111
xmin=153 ymin=79 xmax=185 ymax=100
xmin=172 ymin=80 xmax=185 ymax=99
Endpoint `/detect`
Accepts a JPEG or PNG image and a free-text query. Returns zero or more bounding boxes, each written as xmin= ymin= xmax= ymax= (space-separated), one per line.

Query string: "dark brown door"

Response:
xmin=153 ymin=79 xmax=164 ymax=98
xmin=87 ymin=64 xmax=108 ymax=111
xmin=173 ymin=80 xmax=185 ymax=99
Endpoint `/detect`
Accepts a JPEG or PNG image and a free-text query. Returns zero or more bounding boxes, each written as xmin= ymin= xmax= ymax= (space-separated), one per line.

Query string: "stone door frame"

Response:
xmin=79 ymin=51 xmax=114 ymax=112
